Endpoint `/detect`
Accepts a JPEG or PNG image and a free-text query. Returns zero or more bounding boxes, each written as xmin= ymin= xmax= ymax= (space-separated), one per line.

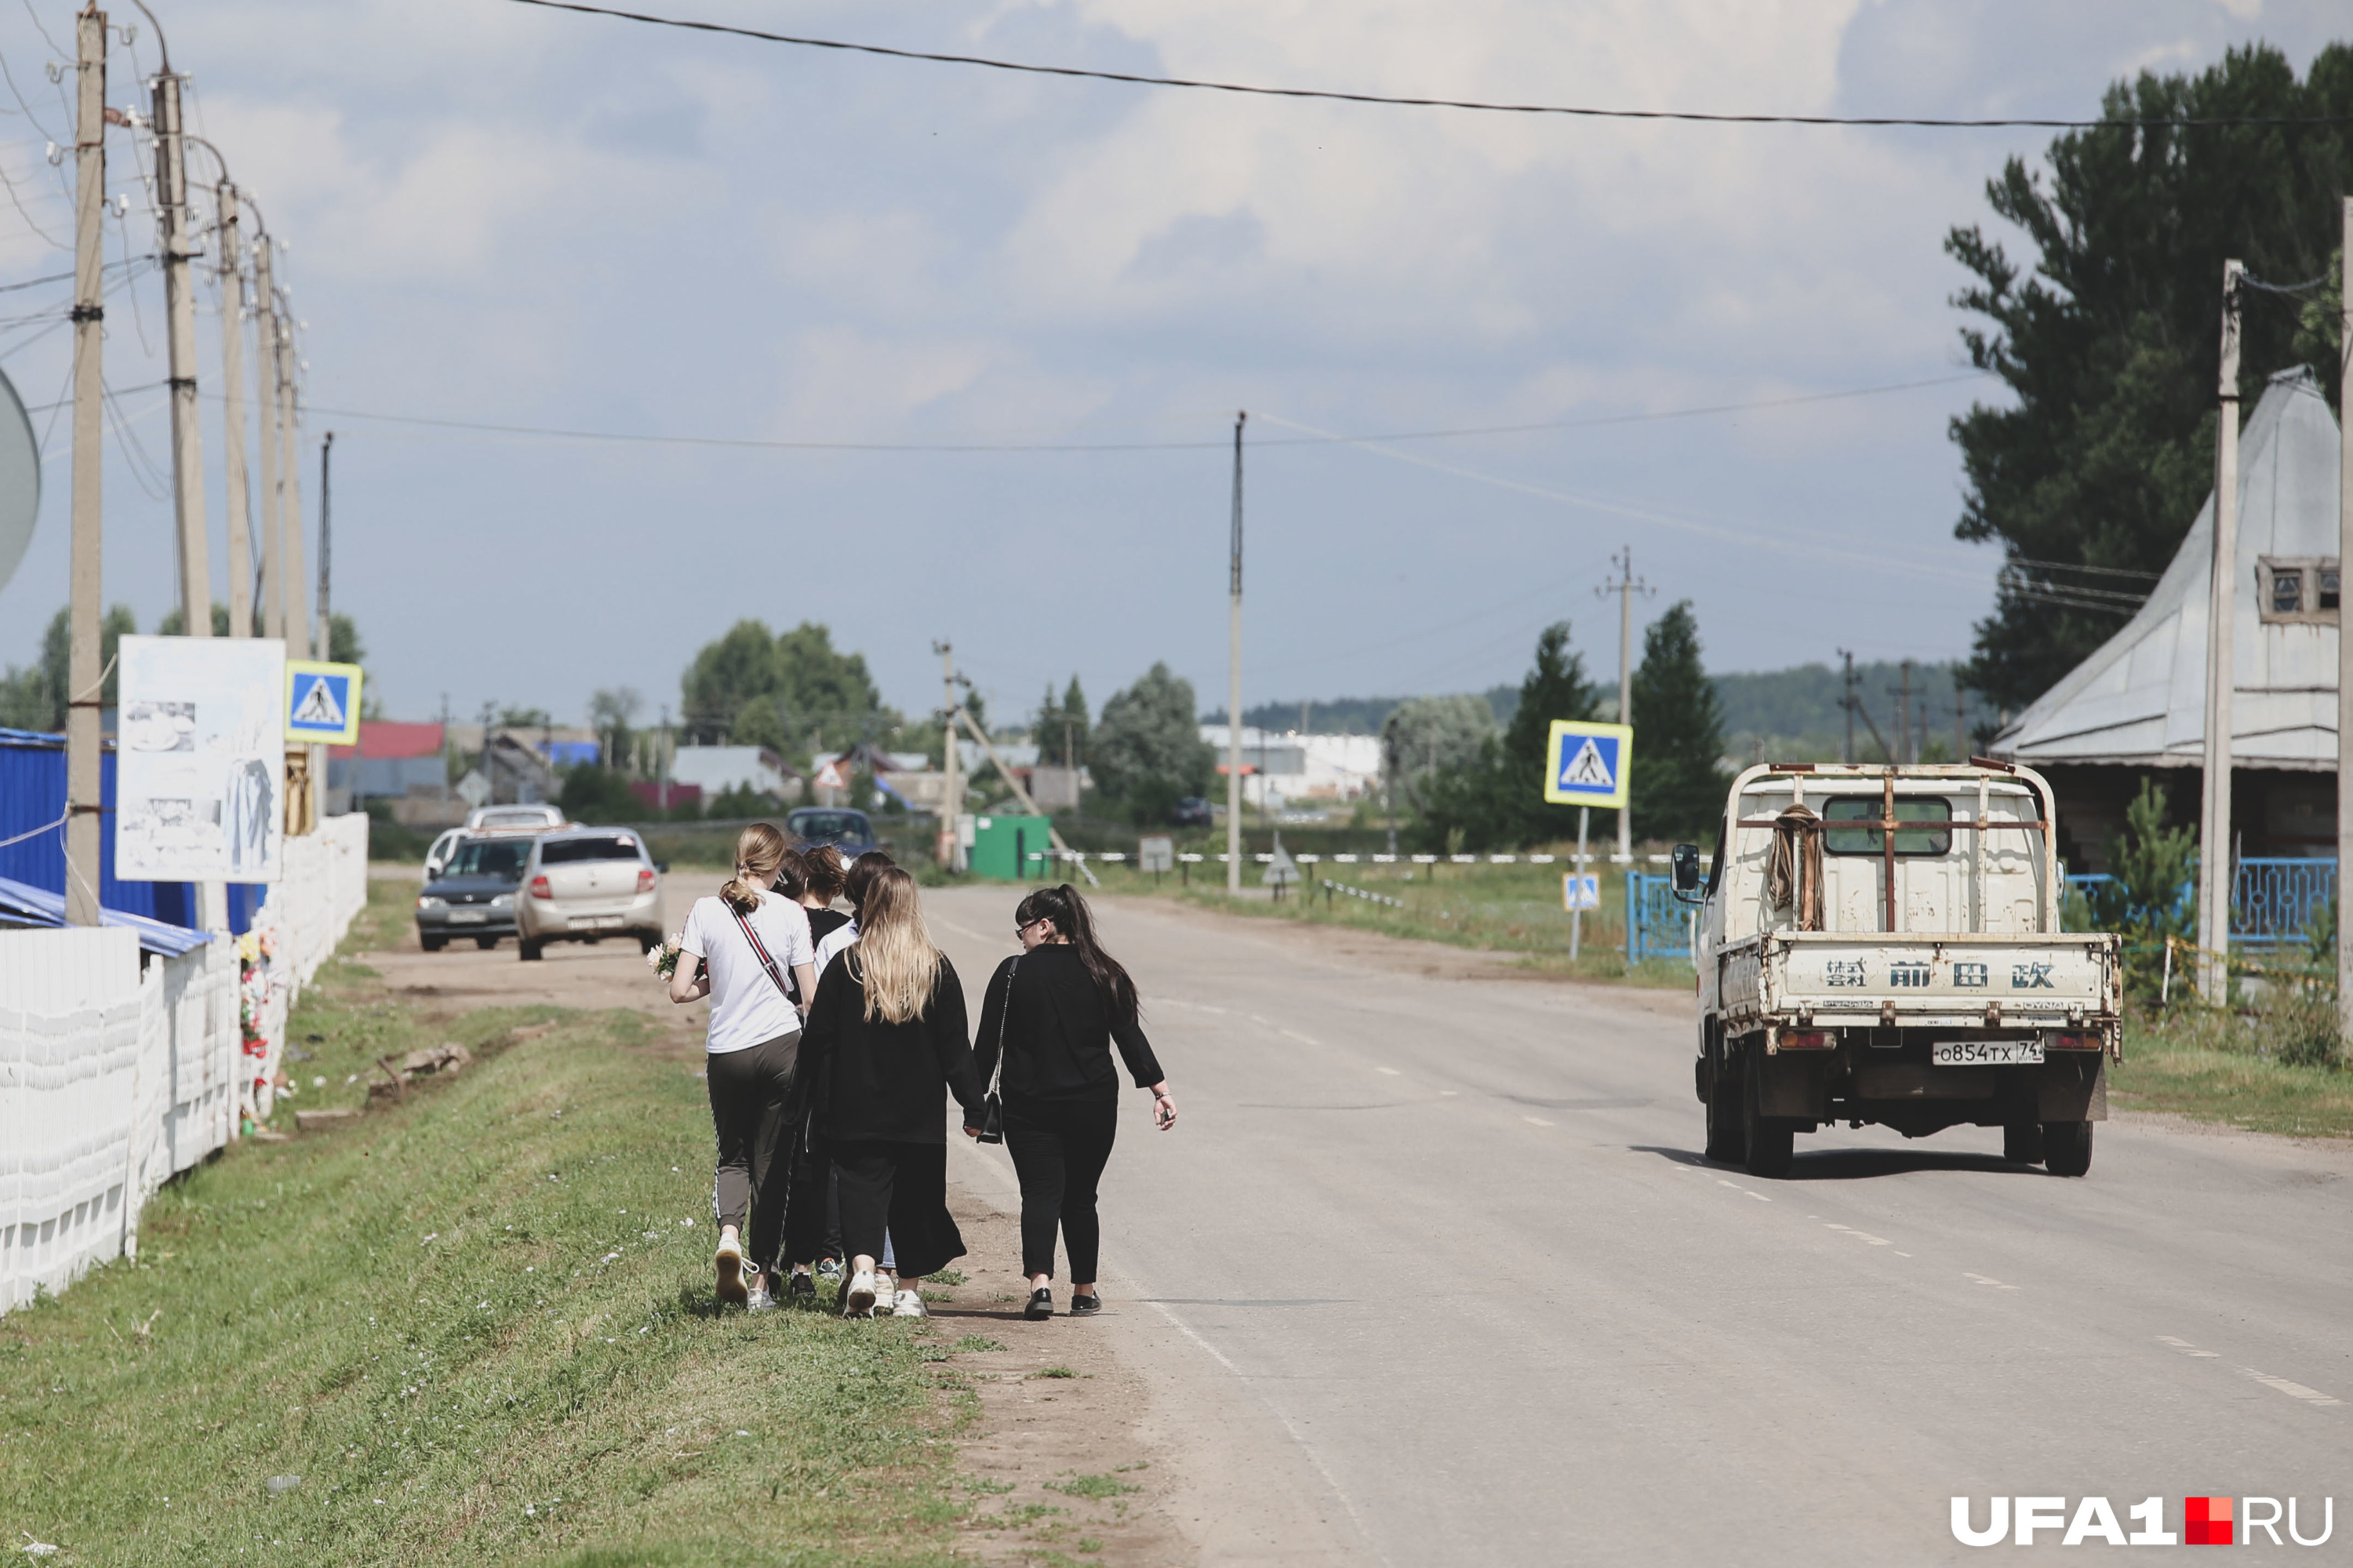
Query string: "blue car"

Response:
xmin=787 ymin=807 xmax=878 ymax=857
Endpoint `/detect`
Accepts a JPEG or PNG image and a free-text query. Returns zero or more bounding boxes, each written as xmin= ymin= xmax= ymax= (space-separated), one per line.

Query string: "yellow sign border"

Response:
xmin=285 ymin=659 xmax=365 ymax=745
xmin=1544 ymin=719 xmax=1632 ymax=809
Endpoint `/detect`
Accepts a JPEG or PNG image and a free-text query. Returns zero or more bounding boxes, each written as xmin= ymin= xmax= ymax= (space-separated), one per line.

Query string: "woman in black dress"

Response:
xmin=970 ymin=884 xmax=1176 ymax=1319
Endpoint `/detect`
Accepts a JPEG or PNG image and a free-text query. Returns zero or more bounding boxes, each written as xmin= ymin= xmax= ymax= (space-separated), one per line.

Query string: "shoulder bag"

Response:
xmin=975 ymin=955 xmax=1017 ymax=1144
xmin=731 ymin=900 xmax=802 ymax=1017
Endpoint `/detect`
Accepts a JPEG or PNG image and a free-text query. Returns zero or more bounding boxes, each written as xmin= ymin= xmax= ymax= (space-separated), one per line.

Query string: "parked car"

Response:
xmin=786 ymin=807 xmax=878 ymax=857
xmin=424 ymin=826 xmax=466 ymax=880
xmin=414 ymin=834 xmax=533 ymax=951
xmin=1169 ymin=795 xmax=1214 ymax=828
xmin=467 ymin=802 xmax=566 ymax=832
xmin=515 ymin=827 xmax=662 ymax=961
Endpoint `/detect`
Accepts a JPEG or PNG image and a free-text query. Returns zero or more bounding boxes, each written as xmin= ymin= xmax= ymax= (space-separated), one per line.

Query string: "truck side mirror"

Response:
xmin=1670 ymin=842 xmax=1702 ymax=896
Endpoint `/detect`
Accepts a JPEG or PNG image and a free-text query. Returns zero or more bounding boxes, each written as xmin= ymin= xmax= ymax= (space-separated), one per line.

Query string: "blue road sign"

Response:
xmin=1544 ymin=719 xmax=1632 ymax=809
xmin=285 ymin=660 xmax=364 ymax=744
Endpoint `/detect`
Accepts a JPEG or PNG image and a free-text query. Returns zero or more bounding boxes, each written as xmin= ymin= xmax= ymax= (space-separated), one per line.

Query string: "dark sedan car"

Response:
xmin=1169 ymin=795 xmax=1215 ymax=828
xmin=787 ymin=807 xmax=878 ymax=857
xmin=415 ymin=834 xmax=533 ymax=951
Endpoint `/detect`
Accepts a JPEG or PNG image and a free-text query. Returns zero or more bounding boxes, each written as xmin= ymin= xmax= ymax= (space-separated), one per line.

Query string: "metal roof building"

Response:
xmin=1992 ymin=369 xmax=2344 ymax=866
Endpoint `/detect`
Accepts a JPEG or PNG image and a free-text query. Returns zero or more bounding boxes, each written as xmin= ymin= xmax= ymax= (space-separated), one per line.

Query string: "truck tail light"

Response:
xmin=529 ymin=875 xmax=552 ymax=900
xmin=2049 ymin=1031 xmax=2103 ymax=1050
xmin=1776 ymin=1029 xmax=1834 ymax=1050
xmin=637 ymin=868 xmax=656 ymax=894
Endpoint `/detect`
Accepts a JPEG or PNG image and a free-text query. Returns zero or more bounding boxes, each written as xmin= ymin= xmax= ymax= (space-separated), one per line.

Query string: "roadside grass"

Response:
xmin=2115 ymin=1002 xmax=2353 ymax=1141
xmin=1066 ymin=857 xmax=1696 ymax=988
xmin=0 ymin=886 xmax=978 ymax=1566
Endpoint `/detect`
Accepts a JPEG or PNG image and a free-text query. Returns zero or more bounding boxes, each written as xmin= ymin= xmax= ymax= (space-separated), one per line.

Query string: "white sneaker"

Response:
xmin=891 ymin=1289 xmax=926 ymax=1319
xmin=842 ymin=1269 xmax=878 ymax=1318
xmin=745 ymin=1279 xmax=776 ymax=1312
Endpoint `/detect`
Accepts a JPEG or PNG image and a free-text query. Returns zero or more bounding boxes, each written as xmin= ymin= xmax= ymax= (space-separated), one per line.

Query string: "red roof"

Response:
xmin=332 ymin=721 xmax=445 ymax=759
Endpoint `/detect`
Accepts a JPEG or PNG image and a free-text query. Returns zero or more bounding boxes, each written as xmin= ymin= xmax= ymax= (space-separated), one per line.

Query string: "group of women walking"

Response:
xmin=667 ymin=825 xmax=1176 ymax=1319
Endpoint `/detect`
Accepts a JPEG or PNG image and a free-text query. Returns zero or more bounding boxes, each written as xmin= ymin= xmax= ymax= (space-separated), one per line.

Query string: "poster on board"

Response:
xmin=115 ymin=635 xmax=285 ymax=882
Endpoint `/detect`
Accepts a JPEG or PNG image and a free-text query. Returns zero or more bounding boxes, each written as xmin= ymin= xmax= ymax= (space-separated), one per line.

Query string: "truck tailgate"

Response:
xmin=1724 ymin=933 xmax=2118 ymax=1029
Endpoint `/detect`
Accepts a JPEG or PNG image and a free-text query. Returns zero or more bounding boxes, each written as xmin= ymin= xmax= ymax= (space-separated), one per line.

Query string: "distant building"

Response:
xmin=669 ymin=745 xmax=804 ymax=805
xmin=1198 ymin=726 xmax=1384 ymax=810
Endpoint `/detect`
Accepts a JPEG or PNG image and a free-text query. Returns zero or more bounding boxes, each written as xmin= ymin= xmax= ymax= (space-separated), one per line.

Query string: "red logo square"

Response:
xmin=2185 ymin=1497 xmax=2234 ymax=1546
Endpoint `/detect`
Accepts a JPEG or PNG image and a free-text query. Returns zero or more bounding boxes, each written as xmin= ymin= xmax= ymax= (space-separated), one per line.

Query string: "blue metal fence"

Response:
xmin=2057 ymin=862 xmax=2333 ymax=948
xmin=1626 ymin=871 xmax=1693 ymax=963
xmin=0 ymin=726 xmax=231 ymax=932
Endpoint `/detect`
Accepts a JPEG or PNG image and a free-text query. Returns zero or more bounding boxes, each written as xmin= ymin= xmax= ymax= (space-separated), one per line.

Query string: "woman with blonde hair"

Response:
xmin=800 ymin=865 xmax=984 ymax=1317
xmin=670 ymin=823 xmax=817 ymax=1310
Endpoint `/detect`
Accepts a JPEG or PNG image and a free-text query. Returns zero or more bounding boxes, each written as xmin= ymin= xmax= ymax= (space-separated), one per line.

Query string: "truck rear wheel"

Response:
xmin=2042 ymin=1120 xmax=2093 ymax=1177
xmin=2002 ymin=1122 xmax=2045 ymax=1166
xmin=1742 ymin=1050 xmax=1795 ymax=1179
xmin=1705 ymin=1050 xmax=1745 ymax=1164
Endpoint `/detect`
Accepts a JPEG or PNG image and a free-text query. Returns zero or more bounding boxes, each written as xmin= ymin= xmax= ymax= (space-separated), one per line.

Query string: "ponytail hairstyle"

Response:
xmin=796 ymin=843 xmax=849 ymax=903
xmin=852 ymin=867 xmax=940 ymax=1023
xmin=842 ymin=849 xmax=897 ymax=922
xmin=720 ymin=822 xmax=790 ymax=915
xmin=1015 ymin=883 xmax=1138 ymax=1030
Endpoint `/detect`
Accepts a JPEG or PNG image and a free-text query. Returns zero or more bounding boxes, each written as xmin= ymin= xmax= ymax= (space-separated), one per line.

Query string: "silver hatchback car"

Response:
xmin=516 ymin=828 xmax=662 ymax=961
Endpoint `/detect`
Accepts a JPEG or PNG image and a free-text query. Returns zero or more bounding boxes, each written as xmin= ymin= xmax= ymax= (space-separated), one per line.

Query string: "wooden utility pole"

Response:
xmin=2198 ymin=260 xmax=2246 ymax=1004
xmin=275 ymin=299 xmax=308 ymax=660
xmin=254 ymin=240 xmax=282 ymax=638
xmin=64 ymin=5 xmax=106 ymax=927
xmin=2337 ymin=203 xmax=2352 ymax=1039
xmin=1599 ymin=548 xmax=1651 ymax=860
xmin=935 ymin=639 xmax=959 ymax=869
xmin=1226 ymin=412 xmax=1245 ymax=895
xmin=216 ymin=182 xmax=252 ymax=638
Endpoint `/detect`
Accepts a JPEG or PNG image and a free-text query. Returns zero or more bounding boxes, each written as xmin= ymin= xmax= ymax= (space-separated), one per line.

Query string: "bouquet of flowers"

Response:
xmin=646 ymin=933 xmax=686 ymax=980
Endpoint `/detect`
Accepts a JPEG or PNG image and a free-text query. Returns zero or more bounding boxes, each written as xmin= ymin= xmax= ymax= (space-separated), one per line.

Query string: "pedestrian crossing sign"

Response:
xmin=1544 ymin=719 xmax=1631 ymax=809
xmin=285 ymin=660 xmax=363 ymax=745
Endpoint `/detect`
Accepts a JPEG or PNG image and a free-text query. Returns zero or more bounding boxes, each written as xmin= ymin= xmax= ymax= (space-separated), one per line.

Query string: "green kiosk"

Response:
xmin=968 ymin=813 xmax=1054 ymax=880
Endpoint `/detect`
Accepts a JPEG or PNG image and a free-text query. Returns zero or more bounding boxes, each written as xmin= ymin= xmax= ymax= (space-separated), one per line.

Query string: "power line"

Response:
xmin=504 ymin=0 xmax=2353 ymax=129
xmin=294 ymin=372 xmax=1987 ymax=454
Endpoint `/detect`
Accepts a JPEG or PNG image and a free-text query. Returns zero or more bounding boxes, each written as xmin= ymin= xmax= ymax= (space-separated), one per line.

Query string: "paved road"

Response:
xmin=920 ymin=885 xmax=2352 ymax=1565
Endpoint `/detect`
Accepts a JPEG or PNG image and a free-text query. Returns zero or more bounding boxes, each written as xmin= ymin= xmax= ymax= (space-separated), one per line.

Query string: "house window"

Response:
xmin=2257 ymin=557 xmax=2340 ymax=625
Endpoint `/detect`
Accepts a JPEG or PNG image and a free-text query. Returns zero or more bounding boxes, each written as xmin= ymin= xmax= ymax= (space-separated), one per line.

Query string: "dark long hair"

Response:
xmin=776 ymin=843 xmax=847 ymax=902
xmin=844 ymin=849 xmax=897 ymax=922
xmin=1016 ymin=883 xmax=1137 ymax=1029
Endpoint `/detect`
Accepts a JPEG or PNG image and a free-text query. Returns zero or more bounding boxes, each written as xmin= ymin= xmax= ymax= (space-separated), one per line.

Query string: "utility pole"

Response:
xmin=275 ymin=297 xmax=308 ymax=660
xmin=317 ymin=431 xmax=332 ymax=653
xmin=2198 ymin=260 xmax=2246 ymax=1005
xmin=1226 ymin=411 xmax=1245 ymax=896
xmin=216 ymin=181 xmax=252 ymax=638
xmin=1598 ymin=548 xmax=1652 ymax=861
xmin=64 ymin=5 xmax=106 ymax=927
xmin=254 ymin=240 xmax=282 ymax=639
xmin=1953 ymin=681 xmax=1968 ymax=761
xmin=1838 ymin=649 xmax=1856 ymax=762
xmin=2337 ymin=199 xmax=2353 ymax=1040
xmin=934 ymin=639 xmax=958 ymax=870
xmin=1891 ymin=661 xmax=1915 ymax=766
xmin=151 ymin=53 xmax=208 ymax=644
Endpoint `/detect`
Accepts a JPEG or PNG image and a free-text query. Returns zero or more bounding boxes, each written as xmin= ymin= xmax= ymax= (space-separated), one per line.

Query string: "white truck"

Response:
xmin=1672 ymin=761 xmax=2121 ymax=1180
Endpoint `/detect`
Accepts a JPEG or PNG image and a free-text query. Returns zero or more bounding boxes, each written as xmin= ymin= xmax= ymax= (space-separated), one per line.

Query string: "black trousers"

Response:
xmin=831 ymin=1139 xmax=965 ymax=1280
xmin=706 ymin=1031 xmax=801 ymax=1273
xmin=1003 ymin=1097 xmax=1118 ymax=1283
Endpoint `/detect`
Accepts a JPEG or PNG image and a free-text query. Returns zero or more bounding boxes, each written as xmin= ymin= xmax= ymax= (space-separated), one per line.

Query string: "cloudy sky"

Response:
xmin=0 ymin=0 xmax=2343 ymax=730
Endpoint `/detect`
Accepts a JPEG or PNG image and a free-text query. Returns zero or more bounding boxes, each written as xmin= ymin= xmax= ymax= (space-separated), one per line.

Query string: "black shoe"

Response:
xmin=1068 ymin=1292 xmax=1102 ymax=1317
xmin=1024 ymin=1286 xmax=1054 ymax=1320
xmin=787 ymin=1271 xmax=816 ymax=1304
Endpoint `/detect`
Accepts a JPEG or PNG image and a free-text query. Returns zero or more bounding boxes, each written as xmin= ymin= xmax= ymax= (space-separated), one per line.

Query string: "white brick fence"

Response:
xmin=0 ymin=811 xmax=369 ymax=1315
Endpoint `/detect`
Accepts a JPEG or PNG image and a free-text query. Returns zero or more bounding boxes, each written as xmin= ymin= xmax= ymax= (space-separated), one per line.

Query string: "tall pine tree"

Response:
xmin=1628 ymin=602 xmax=1728 ymax=845
xmin=1423 ymin=622 xmax=1600 ymax=851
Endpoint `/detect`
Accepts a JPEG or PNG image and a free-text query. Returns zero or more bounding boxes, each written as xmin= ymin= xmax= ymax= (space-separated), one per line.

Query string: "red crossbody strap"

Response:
xmin=732 ymin=904 xmax=796 ymax=1006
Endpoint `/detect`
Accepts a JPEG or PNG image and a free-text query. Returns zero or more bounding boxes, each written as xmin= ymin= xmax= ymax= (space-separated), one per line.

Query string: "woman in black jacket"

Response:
xmin=969 ymin=884 xmax=1176 ymax=1320
xmin=801 ymin=866 xmax=985 ymax=1318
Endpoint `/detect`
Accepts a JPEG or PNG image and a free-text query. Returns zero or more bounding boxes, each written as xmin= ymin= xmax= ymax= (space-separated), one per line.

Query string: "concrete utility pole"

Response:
xmin=275 ymin=296 xmax=307 ymax=660
xmin=1226 ymin=411 xmax=1245 ymax=896
xmin=1599 ymin=548 xmax=1651 ymax=861
xmin=254 ymin=240 xmax=282 ymax=639
xmin=1838 ymin=649 xmax=1856 ymax=762
xmin=2336 ymin=202 xmax=2352 ymax=1039
xmin=934 ymin=639 xmax=959 ymax=870
xmin=151 ymin=59 xmax=209 ymax=642
xmin=2198 ymin=260 xmax=2246 ymax=1004
xmin=1892 ymin=661 xmax=1915 ymax=765
xmin=317 ymin=431 xmax=332 ymax=652
xmin=64 ymin=5 xmax=106 ymax=928
xmin=216 ymin=182 xmax=251 ymax=638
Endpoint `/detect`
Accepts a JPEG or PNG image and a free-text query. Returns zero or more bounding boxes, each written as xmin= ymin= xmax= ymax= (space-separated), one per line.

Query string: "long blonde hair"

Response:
xmin=853 ymin=867 xmax=940 ymax=1024
xmin=720 ymin=822 xmax=788 ymax=915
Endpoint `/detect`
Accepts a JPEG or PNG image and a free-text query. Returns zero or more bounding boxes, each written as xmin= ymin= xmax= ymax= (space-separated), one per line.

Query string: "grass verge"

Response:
xmin=0 ymin=885 xmax=977 ymax=1566
xmin=2115 ymin=1002 xmax=2353 ymax=1141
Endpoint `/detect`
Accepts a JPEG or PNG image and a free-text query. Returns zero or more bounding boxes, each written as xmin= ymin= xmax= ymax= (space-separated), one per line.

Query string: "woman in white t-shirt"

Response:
xmin=669 ymin=824 xmax=817 ymax=1310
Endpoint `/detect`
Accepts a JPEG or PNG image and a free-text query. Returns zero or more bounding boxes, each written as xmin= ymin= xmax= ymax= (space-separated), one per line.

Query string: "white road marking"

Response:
xmin=2158 ymin=1336 xmax=2220 ymax=1359
xmin=934 ymin=919 xmax=998 ymax=944
xmin=1282 ymin=1028 xmax=1322 ymax=1046
xmin=1744 ymin=1191 xmax=1770 ymax=1202
xmin=1962 ymin=1271 xmax=2017 ymax=1290
xmin=1374 ymin=1067 xmax=1401 ymax=1076
xmin=1893 ymin=1251 xmax=1912 ymax=1257
xmin=1522 ymin=1116 xmax=1554 ymax=1127
xmin=1718 ymin=1180 xmax=1743 ymax=1190
xmin=1438 ymin=1090 xmax=1459 ymax=1097
xmin=1824 ymin=1224 xmax=1895 ymax=1247
xmin=2236 ymin=1367 xmax=2342 ymax=1407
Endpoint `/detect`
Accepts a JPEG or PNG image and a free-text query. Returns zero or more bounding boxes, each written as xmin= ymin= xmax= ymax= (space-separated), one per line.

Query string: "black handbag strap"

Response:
xmin=988 ymin=955 xmax=1020 ymax=1097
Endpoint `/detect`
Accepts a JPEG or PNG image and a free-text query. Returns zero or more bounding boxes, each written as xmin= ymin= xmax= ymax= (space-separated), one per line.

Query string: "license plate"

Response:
xmin=569 ymin=915 xmax=625 ymax=930
xmin=1933 ymin=1040 xmax=2044 ymax=1066
xmin=447 ymin=910 xmax=486 ymax=924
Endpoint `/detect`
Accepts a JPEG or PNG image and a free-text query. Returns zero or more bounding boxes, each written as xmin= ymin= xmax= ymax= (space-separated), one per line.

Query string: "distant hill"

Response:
xmin=1214 ymin=660 xmax=1981 ymax=763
